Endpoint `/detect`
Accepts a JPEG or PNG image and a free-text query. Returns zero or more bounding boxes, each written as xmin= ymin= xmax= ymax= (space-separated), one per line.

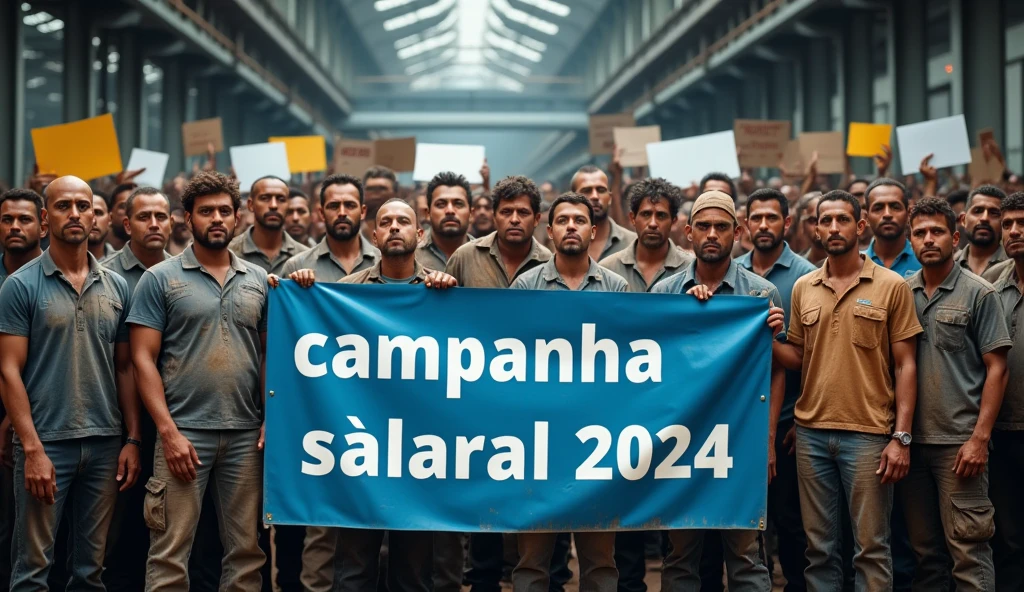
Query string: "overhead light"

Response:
xmin=22 ymin=11 xmax=52 ymax=26
xmin=394 ymin=10 xmax=458 ymax=49
xmin=485 ymin=30 xmax=542 ymax=61
xmin=405 ymin=48 xmax=457 ymax=74
xmin=397 ymin=30 xmax=457 ymax=59
xmin=383 ymin=0 xmax=456 ymax=31
xmin=492 ymin=0 xmax=558 ymax=35
xmin=43 ymin=60 xmax=62 ymax=73
xmin=486 ymin=11 xmax=546 ymax=51
xmin=484 ymin=50 xmax=531 ymax=76
xmin=374 ymin=0 xmax=417 ymax=11
xmin=37 ymin=19 xmax=64 ymax=34
xmin=26 ymin=76 xmax=46 ymax=89
xmin=517 ymin=0 xmax=570 ymax=17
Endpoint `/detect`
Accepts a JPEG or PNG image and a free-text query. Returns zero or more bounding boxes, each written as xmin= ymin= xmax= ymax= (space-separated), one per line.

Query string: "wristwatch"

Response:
xmin=126 ymin=437 xmax=142 ymax=448
xmin=892 ymin=432 xmax=912 ymax=446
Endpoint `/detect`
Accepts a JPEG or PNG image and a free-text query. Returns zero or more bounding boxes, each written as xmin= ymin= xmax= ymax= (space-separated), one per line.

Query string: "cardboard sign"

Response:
xmin=125 ymin=148 xmax=170 ymax=189
xmin=612 ymin=126 xmax=662 ymax=167
xmin=413 ymin=143 xmax=485 ymax=185
xmin=895 ymin=115 xmax=971 ymax=175
xmin=798 ymin=132 xmax=845 ymax=174
xmin=182 ymin=118 xmax=224 ymax=157
xmin=374 ymin=137 xmax=417 ymax=172
xmin=968 ymin=147 xmax=1005 ymax=185
xmin=846 ymin=123 xmax=892 ymax=158
xmin=733 ymin=119 xmax=791 ymax=167
xmin=589 ymin=113 xmax=636 ymax=155
xmin=646 ymin=130 xmax=740 ymax=188
xmin=31 ymin=113 xmax=124 ymax=181
xmin=977 ymin=128 xmax=1005 ymax=178
xmin=230 ymin=143 xmax=291 ymax=192
xmin=781 ymin=140 xmax=804 ymax=173
xmin=333 ymin=139 xmax=376 ymax=177
xmin=269 ymin=136 xmax=327 ymax=174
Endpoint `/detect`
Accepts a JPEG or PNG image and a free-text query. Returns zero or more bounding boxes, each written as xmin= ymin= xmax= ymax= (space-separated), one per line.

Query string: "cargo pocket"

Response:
xmin=950 ymin=493 xmax=995 ymax=542
xmin=934 ymin=307 xmax=969 ymax=352
xmin=801 ymin=306 xmax=821 ymax=351
xmin=143 ymin=478 xmax=167 ymax=532
xmin=852 ymin=304 xmax=886 ymax=349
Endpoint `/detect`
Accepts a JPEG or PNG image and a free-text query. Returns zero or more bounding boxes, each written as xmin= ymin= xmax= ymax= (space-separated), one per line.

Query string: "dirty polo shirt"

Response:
xmin=415 ymin=232 xmax=471 ymax=273
xmin=280 ymin=235 xmax=379 ymax=283
xmin=228 ymin=227 xmax=309 ymax=275
xmin=598 ymin=239 xmax=693 ymax=293
xmin=445 ymin=231 xmax=551 ymax=288
xmin=788 ymin=256 xmax=923 ymax=434
xmin=651 ymin=257 xmax=781 ymax=304
xmin=510 ymin=257 xmax=628 ymax=292
xmin=737 ymin=243 xmax=819 ymax=424
xmin=955 ymin=243 xmax=1009 ymax=275
xmin=127 ymin=247 xmax=267 ymax=430
xmin=992 ymin=263 xmax=1024 ymax=430
xmin=865 ymin=238 xmax=921 ymax=279
xmin=0 ymin=254 xmax=9 ymax=287
xmin=0 ymin=250 xmax=130 ymax=441
xmin=100 ymin=242 xmax=171 ymax=294
xmin=598 ymin=218 xmax=638 ymax=260
xmin=907 ymin=265 xmax=1012 ymax=444
xmin=983 ymin=258 xmax=1014 ymax=284
xmin=339 ymin=261 xmax=431 ymax=285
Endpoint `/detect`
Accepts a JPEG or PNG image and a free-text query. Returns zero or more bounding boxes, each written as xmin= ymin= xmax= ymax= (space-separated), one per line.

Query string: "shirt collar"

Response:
xmin=422 ymin=231 xmax=470 ymax=261
xmin=994 ymin=262 xmax=1022 ymax=293
xmin=315 ymin=235 xmax=379 ymax=262
xmin=539 ymin=256 xmax=605 ymax=284
xmin=736 ymin=242 xmax=798 ymax=273
xmin=907 ymin=262 xmax=962 ymax=292
xmin=365 ymin=260 xmax=428 ymax=283
xmin=619 ymin=239 xmax=689 ymax=269
xmin=956 ymin=244 xmax=1008 ymax=267
xmin=480 ymin=231 xmax=548 ymax=263
xmin=39 ymin=248 xmax=102 ymax=277
xmin=810 ymin=254 xmax=874 ymax=286
xmin=117 ymin=241 xmax=149 ymax=272
xmin=678 ymin=258 xmax=741 ymax=291
xmin=866 ymin=237 xmax=914 ymax=264
xmin=181 ymin=245 xmax=248 ymax=273
xmin=242 ymin=227 xmax=305 ymax=256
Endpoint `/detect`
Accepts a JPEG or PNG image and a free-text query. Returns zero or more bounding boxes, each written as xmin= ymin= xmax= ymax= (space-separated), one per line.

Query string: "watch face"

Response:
xmin=899 ymin=434 xmax=912 ymax=445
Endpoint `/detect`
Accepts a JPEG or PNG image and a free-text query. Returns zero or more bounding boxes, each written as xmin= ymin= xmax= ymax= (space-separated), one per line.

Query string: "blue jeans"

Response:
xmin=660 ymin=530 xmax=770 ymax=591
xmin=11 ymin=436 xmax=121 ymax=592
xmin=795 ymin=426 xmax=893 ymax=592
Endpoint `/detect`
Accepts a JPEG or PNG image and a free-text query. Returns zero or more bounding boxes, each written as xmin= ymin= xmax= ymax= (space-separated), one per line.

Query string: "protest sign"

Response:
xmin=734 ymin=120 xmax=791 ymax=167
xmin=230 ymin=143 xmax=291 ymax=191
xmin=647 ymin=131 xmax=741 ymax=188
xmin=182 ymin=118 xmax=224 ymax=157
xmin=125 ymin=148 xmax=169 ymax=188
xmin=265 ymin=284 xmax=770 ymax=532
xmin=613 ymin=126 xmax=662 ymax=167
xmin=589 ymin=113 xmax=636 ymax=155
xmin=798 ymin=132 xmax=845 ymax=174
xmin=269 ymin=136 xmax=328 ymax=174
xmin=333 ymin=139 xmax=376 ymax=177
xmin=846 ymin=123 xmax=892 ymax=158
xmin=31 ymin=114 xmax=123 ymax=180
xmin=414 ymin=144 xmax=485 ymax=184
xmin=374 ymin=137 xmax=417 ymax=172
xmin=896 ymin=115 xmax=971 ymax=175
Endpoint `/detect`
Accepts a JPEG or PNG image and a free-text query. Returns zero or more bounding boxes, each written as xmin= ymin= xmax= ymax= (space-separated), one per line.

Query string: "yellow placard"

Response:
xmin=846 ymin=122 xmax=892 ymax=158
xmin=31 ymin=113 xmax=123 ymax=180
xmin=268 ymin=136 xmax=327 ymax=173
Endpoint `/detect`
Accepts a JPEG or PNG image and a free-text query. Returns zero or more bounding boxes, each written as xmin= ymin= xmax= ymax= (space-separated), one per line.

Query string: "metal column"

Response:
xmin=893 ymin=0 xmax=927 ymax=125
xmin=803 ymin=39 xmax=832 ymax=131
xmin=844 ymin=12 xmax=874 ymax=174
xmin=0 ymin=1 xmax=22 ymax=186
xmin=62 ymin=0 xmax=91 ymax=123
xmin=116 ymin=31 xmax=142 ymax=163
xmin=160 ymin=58 xmax=186 ymax=181
xmin=960 ymin=0 xmax=1005 ymax=142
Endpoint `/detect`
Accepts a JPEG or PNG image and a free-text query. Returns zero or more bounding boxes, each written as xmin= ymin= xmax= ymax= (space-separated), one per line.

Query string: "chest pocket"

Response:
xmin=934 ymin=307 xmax=969 ymax=352
xmin=98 ymin=296 xmax=123 ymax=342
xmin=852 ymin=304 xmax=887 ymax=349
xmin=233 ymin=283 xmax=264 ymax=330
xmin=801 ymin=306 xmax=821 ymax=351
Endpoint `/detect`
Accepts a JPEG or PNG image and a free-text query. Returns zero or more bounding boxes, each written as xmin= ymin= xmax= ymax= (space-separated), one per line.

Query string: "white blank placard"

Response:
xmin=230 ymin=143 xmax=291 ymax=193
xmin=896 ymin=115 xmax=971 ymax=175
xmin=125 ymin=148 xmax=170 ymax=189
xmin=413 ymin=143 xmax=485 ymax=185
xmin=646 ymin=131 xmax=741 ymax=187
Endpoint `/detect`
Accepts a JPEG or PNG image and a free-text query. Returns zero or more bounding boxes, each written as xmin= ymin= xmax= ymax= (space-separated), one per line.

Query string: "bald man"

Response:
xmin=0 ymin=176 xmax=139 ymax=590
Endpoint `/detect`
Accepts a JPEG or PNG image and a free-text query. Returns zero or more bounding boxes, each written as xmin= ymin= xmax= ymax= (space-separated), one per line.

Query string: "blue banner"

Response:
xmin=264 ymin=282 xmax=771 ymax=532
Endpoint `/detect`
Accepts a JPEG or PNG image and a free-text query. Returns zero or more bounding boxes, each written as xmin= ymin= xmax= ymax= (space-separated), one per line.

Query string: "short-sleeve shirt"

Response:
xmin=598 ymin=219 xmax=638 ymax=260
xmin=737 ymin=243 xmax=819 ymax=424
xmin=445 ymin=232 xmax=551 ymax=288
xmin=228 ymin=227 xmax=309 ymax=275
xmin=127 ymin=246 xmax=267 ymax=430
xmin=510 ymin=258 xmax=628 ymax=292
xmin=0 ymin=254 xmax=9 ymax=287
xmin=415 ymin=232 xmax=471 ymax=273
xmin=0 ymin=250 xmax=130 ymax=441
xmin=280 ymin=236 xmax=379 ymax=283
xmin=599 ymin=239 xmax=693 ymax=293
xmin=955 ymin=244 xmax=1009 ymax=275
xmin=906 ymin=265 xmax=1013 ymax=443
xmin=787 ymin=256 xmax=923 ymax=434
xmin=100 ymin=242 xmax=170 ymax=294
xmin=651 ymin=259 xmax=782 ymax=306
xmin=991 ymin=263 xmax=1024 ymax=430
xmin=865 ymin=238 xmax=921 ymax=279
xmin=339 ymin=261 xmax=432 ymax=285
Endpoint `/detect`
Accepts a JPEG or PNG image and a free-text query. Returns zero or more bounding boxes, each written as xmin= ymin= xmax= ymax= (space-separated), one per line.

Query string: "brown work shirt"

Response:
xmin=339 ymin=261 xmax=432 ymax=285
xmin=598 ymin=239 xmax=693 ymax=293
xmin=415 ymin=232 xmax=472 ymax=273
xmin=445 ymin=231 xmax=551 ymax=288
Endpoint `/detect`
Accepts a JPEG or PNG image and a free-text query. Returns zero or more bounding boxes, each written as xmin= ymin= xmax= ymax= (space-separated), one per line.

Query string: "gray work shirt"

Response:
xmin=0 ymin=254 xmax=9 ymax=287
xmin=599 ymin=239 xmax=693 ymax=293
xmin=955 ymin=244 xmax=1009 ymax=274
xmin=982 ymin=258 xmax=1014 ymax=284
xmin=127 ymin=247 xmax=267 ymax=430
xmin=598 ymin=219 xmax=638 ymax=260
xmin=445 ymin=232 xmax=551 ymax=288
xmin=992 ymin=263 xmax=1024 ymax=430
xmin=340 ymin=261 xmax=431 ymax=285
xmin=510 ymin=257 xmax=628 ymax=292
xmin=906 ymin=265 xmax=1013 ymax=443
xmin=736 ymin=243 xmax=818 ymax=424
xmin=415 ymin=232 xmax=471 ymax=273
xmin=280 ymin=236 xmax=380 ymax=283
xmin=228 ymin=227 xmax=309 ymax=275
xmin=652 ymin=258 xmax=782 ymax=306
xmin=100 ymin=242 xmax=171 ymax=294
xmin=0 ymin=250 xmax=130 ymax=441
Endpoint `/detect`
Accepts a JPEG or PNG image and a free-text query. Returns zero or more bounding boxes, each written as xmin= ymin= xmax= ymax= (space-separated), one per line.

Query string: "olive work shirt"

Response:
xmin=510 ymin=257 xmax=628 ymax=292
xmin=598 ymin=239 xmax=693 ymax=293
xmin=445 ymin=232 xmax=551 ymax=289
xmin=100 ymin=242 xmax=171 ymax=294
xmin=228 ymin=227 xmax=309 ymax=275
xmin=280 ymin=235 xmax=380 ymax=283
xmin=990 ymin=263 xmax=1024 ymax=430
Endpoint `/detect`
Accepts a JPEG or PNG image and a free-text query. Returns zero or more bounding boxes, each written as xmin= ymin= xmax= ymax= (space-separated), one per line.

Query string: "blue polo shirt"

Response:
xmin=864 ymin=238 xmax=920 ymax=279
xmin=736 ymin=243 xmax=818 ymax=424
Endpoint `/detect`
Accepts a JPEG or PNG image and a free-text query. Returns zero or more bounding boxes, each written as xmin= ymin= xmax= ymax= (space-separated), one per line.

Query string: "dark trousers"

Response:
xmin=767 ymin=422 xmax=808 ymax=592
xmin=104 ymin=417 xmax=156 ymax=591
xmin=614 ymin=531 xmax=648 ymax=592
xmin=273 ymin=525 xmax=307 ymax=591
xmin=333 ymin=528 xmax=433 ymax=592
xmin=467 ymin=532 xmax=571 ymax=592
xmin=991 ymin=430 xmax=1024 ymax=592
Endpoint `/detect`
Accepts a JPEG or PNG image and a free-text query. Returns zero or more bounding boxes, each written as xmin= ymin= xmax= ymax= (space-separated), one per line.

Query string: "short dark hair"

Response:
xmin=249 ymin=175 xmax=288 ymax=197
xmin=472 ymin=194 xmax=492 ymax=209
xmin=0 ymin=188 xmax=44 ymax=219
xmin=426 ymin=172 xmax=472 ymax=207
xmin=818 ymin=190 xmax=861 ymax=220
xmin=746 ymin=188 xmax=789 ymax=218
xmin=181 ymin=171 xmax=241 ymax=213
xmin=570 ymin=165 xmax=605 ymax=192
xmin=492 ymin=175 xmax=541 ymax=215
xmin=909 ymin=197 xmax=957 ymax=232
xmin=1002 ymin=192 xmax=1024 ymax=214
xmin=112 ymin=183 xmax=137 ymax=204
xmin=968 ymin=184 xmax=1007 ymax=207
xmin=126 ymin=186 xmax=170 ymax=217
xmin=627 ymin=178 xmax=682 ymax=219
xmin=288 ymin=186 xmax=309 ymax=201
xmin=93 ymin=188 xmax=113 ymax=210
xmin=363 ymin=166 xmax=398 ymax=192
xmin=865 ymin=178 xmax=908 ymax=207
xmin=845 ymin=178 xmax=871 ymax=193
xmin=946 ymin=188 xmax=969 ymax=207
xmin=699 ymin=172 xmax=737 ymax=199
xmin=548 ymin=192 xmax=594 ymax=225
xmin=320 ymin=174 xmax=363 ymax=205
